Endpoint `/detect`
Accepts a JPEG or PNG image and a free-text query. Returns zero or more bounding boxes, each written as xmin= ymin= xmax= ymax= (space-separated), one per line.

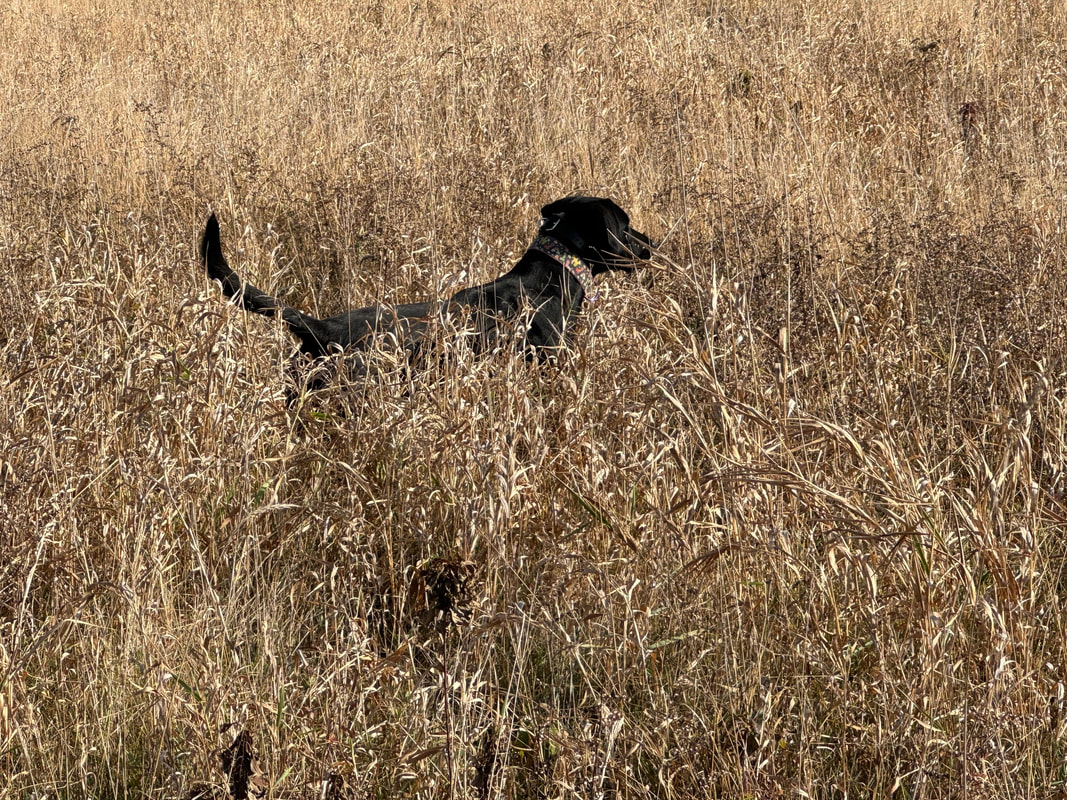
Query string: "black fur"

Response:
xmin=201 ymin=196 xmax=651 ymax=372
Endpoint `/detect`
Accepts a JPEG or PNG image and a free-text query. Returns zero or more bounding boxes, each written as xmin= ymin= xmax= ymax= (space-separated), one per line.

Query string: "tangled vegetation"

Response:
xmin=2 ymin=0 xmax=1067 ymax=796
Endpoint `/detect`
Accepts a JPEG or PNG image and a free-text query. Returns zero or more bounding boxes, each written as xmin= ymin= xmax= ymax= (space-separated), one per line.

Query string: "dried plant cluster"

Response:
xmin=2 ymin=0 xmax=1067 ymax=796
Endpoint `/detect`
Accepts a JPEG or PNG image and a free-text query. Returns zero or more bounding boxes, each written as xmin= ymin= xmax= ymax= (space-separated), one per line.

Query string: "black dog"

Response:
xmin=201 ymin=196 xmax=651 ymax=382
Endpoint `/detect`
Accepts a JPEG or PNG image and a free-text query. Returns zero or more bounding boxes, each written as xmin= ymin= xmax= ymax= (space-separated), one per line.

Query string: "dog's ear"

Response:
xmin=540 ymin=213 xmax=562 ymax=232
xmin=540 ymin=197 xmax=571 ymax=221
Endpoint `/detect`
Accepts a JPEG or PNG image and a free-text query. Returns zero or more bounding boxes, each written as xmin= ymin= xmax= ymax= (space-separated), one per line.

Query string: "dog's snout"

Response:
xmin=627 ymin=229 xmax=653 ymax=260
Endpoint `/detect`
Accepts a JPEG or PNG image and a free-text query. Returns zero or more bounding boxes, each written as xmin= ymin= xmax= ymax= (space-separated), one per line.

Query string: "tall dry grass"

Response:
xmin=2 ymin=0 xmax=1067 ymax=796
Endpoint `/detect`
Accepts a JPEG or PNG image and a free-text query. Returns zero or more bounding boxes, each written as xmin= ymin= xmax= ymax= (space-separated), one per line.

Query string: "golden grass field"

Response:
xmin=3 ymin=0 xmax=1067 ymax=796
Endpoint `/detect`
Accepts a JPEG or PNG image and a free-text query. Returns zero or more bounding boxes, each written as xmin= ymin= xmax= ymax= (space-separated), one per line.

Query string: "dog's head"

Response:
xmin=539 ymin=196 xmax=652 ymax=274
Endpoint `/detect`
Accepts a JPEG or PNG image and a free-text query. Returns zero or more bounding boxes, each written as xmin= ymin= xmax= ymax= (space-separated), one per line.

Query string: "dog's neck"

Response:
xmin=528 ymin=233 xmax=597 ymax=301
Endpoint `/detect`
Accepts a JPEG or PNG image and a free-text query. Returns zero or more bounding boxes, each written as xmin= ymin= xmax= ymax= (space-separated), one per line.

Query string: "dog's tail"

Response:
xmin=201 ymin=214 xmax=331 ymax=355
xmin=201 ymin=213 xmax=286 ymax=315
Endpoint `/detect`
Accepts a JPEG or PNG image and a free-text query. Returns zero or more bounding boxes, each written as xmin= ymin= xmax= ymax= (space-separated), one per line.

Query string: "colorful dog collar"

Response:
xmin=529 ymin=233 xmax=597 ymax=301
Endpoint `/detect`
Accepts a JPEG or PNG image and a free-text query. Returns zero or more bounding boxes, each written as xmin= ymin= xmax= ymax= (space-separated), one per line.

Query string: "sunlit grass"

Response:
xmin=2 ymin=0 xmax=1066 ymax=796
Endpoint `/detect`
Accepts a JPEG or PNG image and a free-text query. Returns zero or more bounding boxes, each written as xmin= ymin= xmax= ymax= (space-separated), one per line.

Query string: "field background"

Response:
xmin=3 ymin=0 xmax=1067 ymax=796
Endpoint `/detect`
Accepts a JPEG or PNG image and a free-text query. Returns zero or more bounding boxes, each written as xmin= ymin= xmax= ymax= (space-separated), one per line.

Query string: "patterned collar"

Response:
xmin=529 ymin=233 xmax=597 ymax=301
